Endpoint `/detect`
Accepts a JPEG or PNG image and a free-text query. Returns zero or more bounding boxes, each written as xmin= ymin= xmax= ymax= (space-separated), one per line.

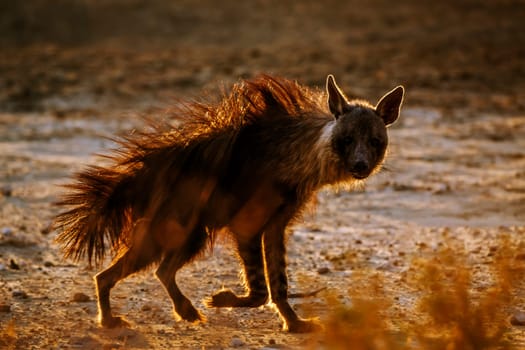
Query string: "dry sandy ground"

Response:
xmin=0 ymin=1 xmax=524 ymax=349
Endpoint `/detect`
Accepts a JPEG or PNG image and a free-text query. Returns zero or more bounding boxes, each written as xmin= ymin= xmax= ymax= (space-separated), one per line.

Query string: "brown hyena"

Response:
xmin=54 ymin=74 xmax=404 ymax=333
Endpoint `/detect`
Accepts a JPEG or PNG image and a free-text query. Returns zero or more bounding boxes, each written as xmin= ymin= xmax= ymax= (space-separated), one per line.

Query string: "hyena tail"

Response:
xmin=54 ymin=165 xmax=135 ymax=266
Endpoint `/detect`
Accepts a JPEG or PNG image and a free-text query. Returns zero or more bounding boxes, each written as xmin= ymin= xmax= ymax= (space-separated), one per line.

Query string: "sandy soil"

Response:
xmin=0 ymin=1 xmax=524 ymax=349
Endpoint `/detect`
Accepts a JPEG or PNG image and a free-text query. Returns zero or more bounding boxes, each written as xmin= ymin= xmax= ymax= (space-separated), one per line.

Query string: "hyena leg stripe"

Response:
xmin=238 ymin=234 xmax=268 ymax=301
xmin=262 ymin=230 xmax=297 ymax=321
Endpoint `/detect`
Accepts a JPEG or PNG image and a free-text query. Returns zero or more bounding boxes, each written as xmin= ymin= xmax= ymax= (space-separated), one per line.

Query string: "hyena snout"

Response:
xmin=353 ymin=160 xmax=369 ymax=174
xmin=349 ymin=146 xmax=374 ymax=179
xmin=350 ymin=159 xmax=371 ymax=179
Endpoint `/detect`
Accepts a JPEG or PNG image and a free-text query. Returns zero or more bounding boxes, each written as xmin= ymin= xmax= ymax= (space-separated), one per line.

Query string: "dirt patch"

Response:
xmin=0 ymin=0 xmax=524 ymax=349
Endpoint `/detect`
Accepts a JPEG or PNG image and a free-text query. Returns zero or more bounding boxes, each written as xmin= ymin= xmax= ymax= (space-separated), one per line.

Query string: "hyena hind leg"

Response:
xmin=208 ymin=233 xmax=268 ymax=308
xmin=95 ymin=242 xmax=161 ymax=328
xmin=155 ymin=225 xmax=208 ymax=323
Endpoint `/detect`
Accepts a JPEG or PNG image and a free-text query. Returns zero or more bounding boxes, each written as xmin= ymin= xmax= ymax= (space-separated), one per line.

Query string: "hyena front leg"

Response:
xmin=208 ymin=233 xmax=268 ymax=307
xmin=263 ymin=208 xmax=322 ymax=333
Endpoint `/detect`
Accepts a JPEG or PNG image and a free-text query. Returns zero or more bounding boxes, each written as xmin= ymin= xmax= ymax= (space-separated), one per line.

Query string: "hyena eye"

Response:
xmin=344 ymin=136 xmax=354 ymax=145
xmin=370 ymin=137 xmax=383 ymax=148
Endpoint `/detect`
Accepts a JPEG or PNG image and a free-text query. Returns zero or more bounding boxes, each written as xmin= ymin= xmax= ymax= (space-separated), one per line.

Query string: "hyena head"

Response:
xmin=326 ymin=75 xmax=404 ymax=180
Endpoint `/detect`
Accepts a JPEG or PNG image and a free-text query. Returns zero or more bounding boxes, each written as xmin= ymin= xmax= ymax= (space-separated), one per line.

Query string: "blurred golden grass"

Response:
xmin=311 ymin=234 xmax=525 ymax=350
xmin=318 ymin=272 xmax=399 ymax=350
xmin=0 ymin=319 xmax=17 ymax=350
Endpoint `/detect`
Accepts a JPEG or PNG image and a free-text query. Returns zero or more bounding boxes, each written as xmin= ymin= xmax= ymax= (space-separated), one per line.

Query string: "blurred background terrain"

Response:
xmin=0 ymin=1 xmax=524 ymax=349
xmin=1 ymin=0 xmax=524 ymax=112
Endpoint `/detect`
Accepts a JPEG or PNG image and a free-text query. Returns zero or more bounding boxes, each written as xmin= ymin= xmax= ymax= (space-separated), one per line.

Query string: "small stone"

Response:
xmin=40 ymin=223 xmax=52 ymax=235
xmin=0 ymin=263 xmax=5 ymax=271
xmin=230 ymin=336 xmax=245 ymax=348
xmin=317 ymin=267 xmax=331 ymax=275
xmin=44 ymin=261 xmax=55 ymax=267
xmin=488 ymin=245 xmax=498 ymax=257
xmin=1 ymin=185 xmax=12 ymax=197
xmin=9 ymin=259 xmax=20 ymax=270
xmin=141 ymin=304 xmax=152 ymax=311
xmin=515 ymin=253 xmax=525 ymax=261
xmin=1 ymin=227 xmax=13 ymax=236
xmin=12 ymin=290 xmax=28 ymax=299
xmin=269 ymin=338 xmax=276 ymax=345
xmin=0 ymin=303 xmax=11 ymax=312
xmin=433 ymin=183 xmax=451 ymax=194
xmin=72 ymin=292 xmax=90 ymax=302
xmin=510 ymin=312 xmax=525 ymax=326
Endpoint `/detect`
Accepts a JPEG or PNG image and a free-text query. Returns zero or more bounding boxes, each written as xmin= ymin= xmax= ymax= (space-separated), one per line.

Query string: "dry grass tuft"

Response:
xmin=311 ymin=234 xmax=525 ymax=350
xmin=410 ymin=236 xmax=522 ymax=350
xmin=319 ymin=272 xmax=400 ymax=350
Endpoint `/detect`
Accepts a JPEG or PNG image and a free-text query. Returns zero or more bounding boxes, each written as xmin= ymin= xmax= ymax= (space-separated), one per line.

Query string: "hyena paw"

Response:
xmin=177 ymin=303 xmax=205 ymax=323
xmin=286 ymin=318 xmax=323 ymax=333
xmin=207 ymin=289 xmax=238 ymax=307
xmin=207 ymin=289 xmax=268 ymax=307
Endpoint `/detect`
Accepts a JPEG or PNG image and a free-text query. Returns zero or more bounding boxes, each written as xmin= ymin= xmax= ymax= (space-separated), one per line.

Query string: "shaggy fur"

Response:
xmin=54 ymin=74 xmax=404 ymax=332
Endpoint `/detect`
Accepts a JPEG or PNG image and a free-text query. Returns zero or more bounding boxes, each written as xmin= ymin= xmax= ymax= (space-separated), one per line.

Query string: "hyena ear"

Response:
xmin=375 ymin=86 xmax=404 ymax=125
xmin=326 ymin=74 xmax=349 ymax=119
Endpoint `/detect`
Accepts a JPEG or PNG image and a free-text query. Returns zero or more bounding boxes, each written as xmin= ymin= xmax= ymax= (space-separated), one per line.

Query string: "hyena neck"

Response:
xmin=312 ymin=120 xmax=346 ymax=186
xmin=272 ymin=116 xmax=344 ymax=199
xmin=285 ymin=117 xmax=348 ymax=196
